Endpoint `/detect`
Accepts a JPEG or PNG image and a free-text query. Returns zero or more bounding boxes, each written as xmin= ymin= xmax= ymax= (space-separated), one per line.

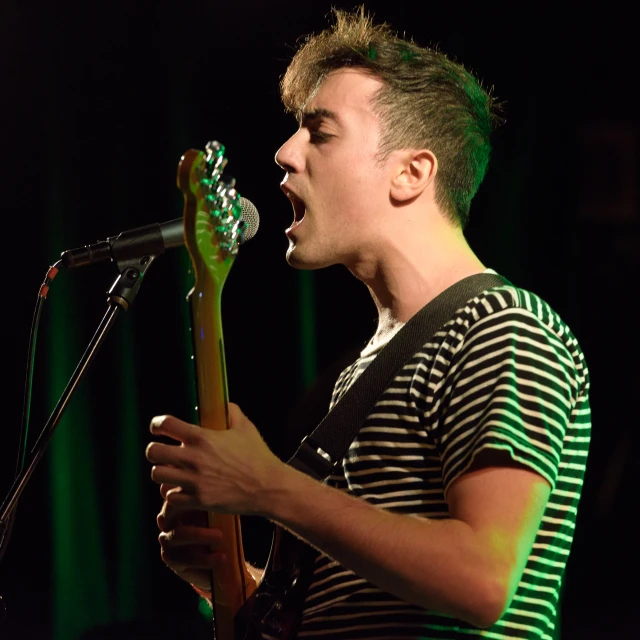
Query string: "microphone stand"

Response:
xmin=0 ymin=253 xmax=159 ymax=622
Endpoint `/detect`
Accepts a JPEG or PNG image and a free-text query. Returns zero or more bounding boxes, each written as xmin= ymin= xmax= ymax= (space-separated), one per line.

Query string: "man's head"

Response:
xmin=276 ymin=67 xmax=398 ymax=270
xmin=280 ymin=6 xmax=501 ymax=229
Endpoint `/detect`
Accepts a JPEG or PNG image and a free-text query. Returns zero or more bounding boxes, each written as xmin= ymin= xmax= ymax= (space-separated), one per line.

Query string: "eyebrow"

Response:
xmin=298 ymin=107 xmax=340 ymax=126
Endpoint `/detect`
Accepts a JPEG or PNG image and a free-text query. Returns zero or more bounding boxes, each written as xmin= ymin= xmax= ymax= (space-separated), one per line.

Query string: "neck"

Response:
xmin=348 ymin=215 xmax=486 ymax=343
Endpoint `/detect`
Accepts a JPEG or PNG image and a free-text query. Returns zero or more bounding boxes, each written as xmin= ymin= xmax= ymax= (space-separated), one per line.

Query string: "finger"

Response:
xmin=159 ymin=525 xmax=223 ymax=548
xmin=150 ymin=465 xmax=196 ymax=490
xmin=165 ymin=486 xmax=201 ymax=509
xmin=158 ymin=507 xmax=208 ymax=532
xmin=149 ymin=415 xmax=202 ymax=445
xmin=158 ymin=506 xmax=187 ymax=532
xmin=160 ymin=545 xmax=227 ymax=571
xmin=160 ymin=483 xmax=178 ymax=500
xmin=146 ymin=442 xmax=194 ymax=469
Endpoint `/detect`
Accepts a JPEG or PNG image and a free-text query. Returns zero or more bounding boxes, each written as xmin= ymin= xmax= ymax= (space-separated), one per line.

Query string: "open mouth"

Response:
xmin=285 ymin=189 xmax=306 ymax=232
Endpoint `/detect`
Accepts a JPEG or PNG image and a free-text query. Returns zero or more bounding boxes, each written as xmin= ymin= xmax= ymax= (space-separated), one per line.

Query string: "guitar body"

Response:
xmin=178 ymin=141 xmax=256 ymax=639
xmin=236 ymin=527 xmax=316 ymax=640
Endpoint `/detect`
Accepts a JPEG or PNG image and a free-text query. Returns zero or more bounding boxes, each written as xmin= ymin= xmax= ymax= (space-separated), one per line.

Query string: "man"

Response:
xmin=145 ymin=7 xmax=590 ymax=639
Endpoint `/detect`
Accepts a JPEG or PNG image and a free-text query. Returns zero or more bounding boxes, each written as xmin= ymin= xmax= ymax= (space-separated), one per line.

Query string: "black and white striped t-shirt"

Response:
xmin=298 ymin=282 xmax=591 ymax=639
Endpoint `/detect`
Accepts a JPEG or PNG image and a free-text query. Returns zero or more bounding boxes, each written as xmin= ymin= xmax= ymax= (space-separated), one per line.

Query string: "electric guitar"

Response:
xmin=177 ymin=141 xmax=314 ymax=639
xmin=178 ymin=140 xmax=257 ymax=639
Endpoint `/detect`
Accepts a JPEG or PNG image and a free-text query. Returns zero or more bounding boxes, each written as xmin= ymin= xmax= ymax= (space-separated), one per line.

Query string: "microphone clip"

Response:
xmin=107 ymin=253 xmax=158 ymax=311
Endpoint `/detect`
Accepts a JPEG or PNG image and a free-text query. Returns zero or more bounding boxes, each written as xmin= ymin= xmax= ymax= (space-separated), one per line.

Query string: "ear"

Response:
xmin=389 ymin=149 xmax=437 ymax=203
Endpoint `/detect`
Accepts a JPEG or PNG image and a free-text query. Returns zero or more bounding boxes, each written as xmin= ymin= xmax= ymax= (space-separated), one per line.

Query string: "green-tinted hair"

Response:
xmin=281 ymin=6 xmax=503 ymax=227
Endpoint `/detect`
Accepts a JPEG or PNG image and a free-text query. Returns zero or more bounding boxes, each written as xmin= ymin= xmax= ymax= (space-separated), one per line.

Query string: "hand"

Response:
xmin=145 ymin=403 xmax=288 ymax=517
xmin=156 ymin=484 xmax=224 ymax=592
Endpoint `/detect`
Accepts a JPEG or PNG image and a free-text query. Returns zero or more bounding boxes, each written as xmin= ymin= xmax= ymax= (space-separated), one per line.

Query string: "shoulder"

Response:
xmin=453 ymin=284 xmax=569 ymax=338
xmin=460 ymin=284 xmax=589 ymax=386
xmin=432 ymin=282 xmax=589 ymax=392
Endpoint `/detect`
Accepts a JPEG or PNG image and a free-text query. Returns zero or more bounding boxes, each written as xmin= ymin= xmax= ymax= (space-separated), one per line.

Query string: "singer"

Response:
xmin=145 ymin=6 xmax=590 ymax=639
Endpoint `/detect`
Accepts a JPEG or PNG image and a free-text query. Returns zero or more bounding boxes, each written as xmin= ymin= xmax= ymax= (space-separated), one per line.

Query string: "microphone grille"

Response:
xmin=239 ymin=197 xmax=260 ymax=243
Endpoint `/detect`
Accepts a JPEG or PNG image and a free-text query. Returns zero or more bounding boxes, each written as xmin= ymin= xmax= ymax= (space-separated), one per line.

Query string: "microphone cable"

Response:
xmin=0 ymin=260 xmax=61 ymax=563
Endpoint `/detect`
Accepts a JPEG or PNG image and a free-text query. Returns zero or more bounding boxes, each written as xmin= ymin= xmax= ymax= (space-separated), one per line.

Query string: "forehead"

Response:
xmin=303 ymin=68 xmax=383 ymax=126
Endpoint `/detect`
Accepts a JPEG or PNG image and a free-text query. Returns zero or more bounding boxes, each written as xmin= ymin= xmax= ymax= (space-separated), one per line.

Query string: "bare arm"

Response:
xmin=148 ymin=410 xmax=550 ymax=628
xmin=256 ymin=450 xmax=549 ymax=628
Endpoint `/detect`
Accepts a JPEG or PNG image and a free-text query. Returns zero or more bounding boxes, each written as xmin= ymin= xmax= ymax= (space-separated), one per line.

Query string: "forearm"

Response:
xmin=261 ymin=466 xmax=507 ymax=628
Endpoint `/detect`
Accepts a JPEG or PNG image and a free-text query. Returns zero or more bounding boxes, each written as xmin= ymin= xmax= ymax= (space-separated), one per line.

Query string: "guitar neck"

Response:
xmin=190 ymin=276 xmax=229 ymax=432
xmin=189 ymin=279 xmax=256 ymax=637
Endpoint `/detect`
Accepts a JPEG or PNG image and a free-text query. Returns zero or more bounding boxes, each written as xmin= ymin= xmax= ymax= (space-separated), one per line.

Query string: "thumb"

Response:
xmin=228 ymin=402 xmax=252 ymax=431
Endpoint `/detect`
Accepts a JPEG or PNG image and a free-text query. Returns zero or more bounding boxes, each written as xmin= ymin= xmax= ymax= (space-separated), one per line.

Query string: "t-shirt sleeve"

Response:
xmin=437 ymin=306 xmax=577 ymax=494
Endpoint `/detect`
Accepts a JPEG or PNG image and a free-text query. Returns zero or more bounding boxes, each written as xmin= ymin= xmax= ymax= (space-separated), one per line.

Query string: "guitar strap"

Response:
xmin=288 ymin=271 xmax=509 ymax=480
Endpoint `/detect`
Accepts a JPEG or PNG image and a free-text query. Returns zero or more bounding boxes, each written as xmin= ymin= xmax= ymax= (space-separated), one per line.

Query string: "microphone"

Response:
xmin=60 ymin=197 xmax=260 ymax=268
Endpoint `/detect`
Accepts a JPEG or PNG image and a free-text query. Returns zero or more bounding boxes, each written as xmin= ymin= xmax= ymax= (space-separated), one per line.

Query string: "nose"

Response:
xmin=274 ymin=129 xmax=304 ymax=173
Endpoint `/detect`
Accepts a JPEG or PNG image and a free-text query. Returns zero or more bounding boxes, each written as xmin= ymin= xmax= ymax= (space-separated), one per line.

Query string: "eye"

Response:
xmin=309 ymin=130 xmax=333 ymax=144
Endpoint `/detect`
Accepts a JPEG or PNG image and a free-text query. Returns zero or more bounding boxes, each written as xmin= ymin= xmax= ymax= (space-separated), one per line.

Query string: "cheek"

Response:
xmin=316 ymin=147 xmax=387 ymax=218
xmin=352 ymin=161 xmax=388 ymax=207
xmin=338 ymin=151 xmax=382 ymax=194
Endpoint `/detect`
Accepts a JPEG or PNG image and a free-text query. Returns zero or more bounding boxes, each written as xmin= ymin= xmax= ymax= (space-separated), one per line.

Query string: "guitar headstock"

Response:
xmin=177 ymin=140 xmax=246 ymax=293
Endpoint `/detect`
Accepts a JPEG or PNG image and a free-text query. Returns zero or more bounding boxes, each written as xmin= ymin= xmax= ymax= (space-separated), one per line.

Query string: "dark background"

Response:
xmin=1 ymin=1 xmax=637 ymax=638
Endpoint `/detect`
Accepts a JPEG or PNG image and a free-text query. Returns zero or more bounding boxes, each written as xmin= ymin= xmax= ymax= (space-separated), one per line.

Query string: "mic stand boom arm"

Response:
xmin=0 ymin=253 xmax=158 ymax=536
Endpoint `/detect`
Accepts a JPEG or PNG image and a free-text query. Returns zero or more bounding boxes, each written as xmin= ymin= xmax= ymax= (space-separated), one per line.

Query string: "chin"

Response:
xmin=286 ymin=252 xmax=316 ymax=270
xmin=286 ymin=246 xmax=333 ymax=270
